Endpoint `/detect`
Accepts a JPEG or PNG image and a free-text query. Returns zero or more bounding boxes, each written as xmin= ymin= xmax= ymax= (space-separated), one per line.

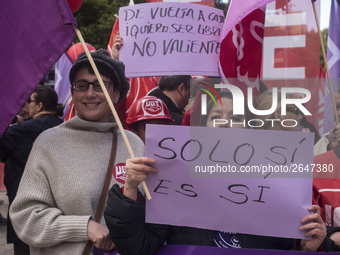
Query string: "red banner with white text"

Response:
xmin=261 ymin=0 xmax=323 ymax=135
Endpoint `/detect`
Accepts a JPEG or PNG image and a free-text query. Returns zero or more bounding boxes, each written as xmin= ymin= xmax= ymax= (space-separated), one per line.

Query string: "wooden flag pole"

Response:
xmin=312 ymin=1 xmax=339 ymax=125
xmin=73 ymin=25 xmax=152 ymax=200
xmin=63 ymin=93 xmax=72 ymax=109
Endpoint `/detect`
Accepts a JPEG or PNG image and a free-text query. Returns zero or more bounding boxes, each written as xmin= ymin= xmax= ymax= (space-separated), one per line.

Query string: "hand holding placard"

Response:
xmin=145 ymin=125 xmax=314 ymax=240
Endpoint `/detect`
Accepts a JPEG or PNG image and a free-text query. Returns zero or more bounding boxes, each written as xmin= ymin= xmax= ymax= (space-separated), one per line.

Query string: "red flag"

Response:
xmin=107 ymin=18 xmax=157 ymax=129
xmin=0 ymin=0 xmax=77 ymax=135
xmin=64 ymin=100 xmax=76 ymax=121
xmin=219 ymin=7 xmax=267 ymax=96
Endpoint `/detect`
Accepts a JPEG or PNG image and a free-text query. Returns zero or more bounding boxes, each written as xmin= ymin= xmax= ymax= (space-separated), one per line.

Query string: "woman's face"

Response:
xmin=71 ymin=67 xmax=120 ymax=123
xmin=206 ymin=97 xmax=245 ymax=129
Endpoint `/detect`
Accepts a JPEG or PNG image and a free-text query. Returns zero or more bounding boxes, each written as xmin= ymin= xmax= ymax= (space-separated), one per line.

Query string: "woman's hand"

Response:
xmin=111 ymin=33 xmax=123 ymax=60
xmin=124 ymin=157 xmax=157 ymax=200
xmin=87 ymin=220 xmax=115 ymax=250
xmin=300 ymin=205 xmax=326 ymax=251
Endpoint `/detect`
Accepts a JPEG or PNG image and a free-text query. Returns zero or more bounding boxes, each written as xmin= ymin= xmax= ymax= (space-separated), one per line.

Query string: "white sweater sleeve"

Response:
xmin=9 ymin=141 xmax=91 ymax=247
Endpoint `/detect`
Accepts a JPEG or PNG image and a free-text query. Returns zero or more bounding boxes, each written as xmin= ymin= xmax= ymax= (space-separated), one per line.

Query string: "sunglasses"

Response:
xmin=27 ymin=98 xmax=37 ymax=104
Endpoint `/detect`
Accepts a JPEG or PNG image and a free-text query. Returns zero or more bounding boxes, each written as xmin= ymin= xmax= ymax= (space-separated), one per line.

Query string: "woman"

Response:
xmin=200 ymin=91 xmax=248 ymax=129
xmin=9 ymin=49 xmax=145 ymax=254
xmin=104 ymin=90 xmax=334 ymax=254
xmin=0 ymin=86 xmax=64 ymax=254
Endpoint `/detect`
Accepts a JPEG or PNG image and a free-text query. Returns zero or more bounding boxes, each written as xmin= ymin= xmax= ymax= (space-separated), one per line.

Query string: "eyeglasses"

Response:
xmin=286 ymin=106 xmax=300 ymax=115
xmin=72 ymin=80 xmax=112 ymax=92
xmin=27 ymin=98 xmax=37 ymax=104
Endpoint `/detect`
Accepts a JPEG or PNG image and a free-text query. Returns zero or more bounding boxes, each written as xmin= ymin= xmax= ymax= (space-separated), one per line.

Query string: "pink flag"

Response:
xmin=0 ymin=0 xmax=77 ymax=135
xmin=219 ymin=0 xmax=276 ymax=96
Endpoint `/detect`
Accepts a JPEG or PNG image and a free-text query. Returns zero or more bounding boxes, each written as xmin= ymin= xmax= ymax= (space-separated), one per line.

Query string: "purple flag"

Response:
xmin=94 ymin=244 xmax=340 ymax=255
xmin=55 ymin=52 xmax=74 ymax=118
xmin=219 ymin=0 xmax=276 ymax=41
xmin=154 ymin=245 xmax=339 ymax=255
xmin=323 ymin=0 xmax=340 ymax=134
xmin=0 ymin=0 xmax=77 ymax=135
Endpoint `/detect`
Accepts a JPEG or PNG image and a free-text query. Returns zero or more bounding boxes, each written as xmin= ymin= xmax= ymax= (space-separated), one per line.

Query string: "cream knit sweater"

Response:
xmin=10 ymin=116 xmax=144 ymax=255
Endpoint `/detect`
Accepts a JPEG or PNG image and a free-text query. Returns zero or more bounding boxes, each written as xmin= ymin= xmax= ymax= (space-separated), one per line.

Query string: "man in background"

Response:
xmin=148 ymin=75 xmax=191 ymax=125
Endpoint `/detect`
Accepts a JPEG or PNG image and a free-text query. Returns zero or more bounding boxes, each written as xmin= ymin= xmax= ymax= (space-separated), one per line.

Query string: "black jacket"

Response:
xmin=0 ymin=114 xmax=63 ymax=243
xmin=148 ymin=88 xmax=184 ymax=125
xmin=105 ymin=185 xmax=338 ymax=255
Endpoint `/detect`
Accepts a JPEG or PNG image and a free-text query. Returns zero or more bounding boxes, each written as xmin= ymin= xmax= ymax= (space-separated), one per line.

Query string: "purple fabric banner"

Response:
xmin=323 ymin=0 xmax=340 ymax=133
xmin=154 ymin=245 xmax=338 ymax=255
xmin=94 ymin=244 xmax=336 ymax=255
xmin=0 ymin=0 xmax=77 ymax=135
xmin=93 ymin=247 xmax=119 ymax=255
xmin=55 ymin=52 xmax=73 ymax=118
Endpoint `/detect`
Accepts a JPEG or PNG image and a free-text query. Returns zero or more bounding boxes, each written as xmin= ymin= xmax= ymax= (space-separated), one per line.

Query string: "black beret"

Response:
xmin=69 ymin=49 xmax=129 ymax=103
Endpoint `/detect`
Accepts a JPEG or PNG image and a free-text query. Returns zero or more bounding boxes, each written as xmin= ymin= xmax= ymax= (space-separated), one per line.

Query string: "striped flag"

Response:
xmin=55 ymin=52 xmax=74 ymax=118
xmin=323 ymin=0 xmax=340 ymax=134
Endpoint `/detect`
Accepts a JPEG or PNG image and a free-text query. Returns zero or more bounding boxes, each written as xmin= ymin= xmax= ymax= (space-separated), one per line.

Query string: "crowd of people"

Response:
xmin=0 ymin=42 xmax=339 ymax=255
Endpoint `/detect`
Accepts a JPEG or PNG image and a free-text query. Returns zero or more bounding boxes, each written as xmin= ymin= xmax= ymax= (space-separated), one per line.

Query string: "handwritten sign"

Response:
xmin=119 ymin=3 xmax=224 ymax=77
xmin=145 ymin=125 xmax=314 ymax=239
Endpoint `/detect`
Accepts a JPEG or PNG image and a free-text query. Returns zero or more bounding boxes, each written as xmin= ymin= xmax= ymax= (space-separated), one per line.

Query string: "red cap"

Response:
xmin=126 ymin=96 xmax=173 ymax=127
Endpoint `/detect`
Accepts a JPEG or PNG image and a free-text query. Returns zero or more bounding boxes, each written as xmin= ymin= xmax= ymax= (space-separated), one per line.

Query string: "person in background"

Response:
xmin=200 ymin=91 xmax=249 ymax=129
xmin=11 ymin=102 xmax=31 ymax=124
xmin=0 ymin=102 xmax=31 ymax=226
xmin=9 ymin=49 xmax=144 ymax=255
xmin=126 ymin=96 xmax=173 ymax=144
xmin=148 ymin=75 xmax=191 ymax=125
xmin=313 ymin=148 xmax=340 ymax=250
xmin=299 ymin=110 xmax=321 ymax=145
xmin=181 ymin=76 xmax=220 ymax=126
xmin=314 ymin=88 xmax=340 ymax=155
xmin=0 ymin=86 xmax=64 ymax=255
